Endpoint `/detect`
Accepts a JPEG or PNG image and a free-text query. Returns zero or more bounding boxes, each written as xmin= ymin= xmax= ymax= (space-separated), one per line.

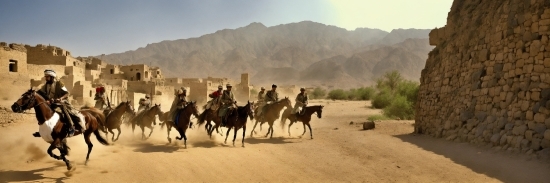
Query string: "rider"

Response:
xmin=257 ymin=87 xmax=266 ymax=102
xmin=219 ymin=84 xmax=236 ymax=127
xmin=256 ymin=84 xmax=278 ymax=118
xmin=292 ymin=88 xmax=308 ymax=115
xmin=94 ymin=84 xmax=107 ymax=109
xmin=168 ymin=88 xmax=189 ymax=126
xmin=137 ymin=94 xmax=151 ymax=113
xmin=205 ymin=85 xmax=223 ymax=110
xmin=38 ymin=69 xmax=84 ymax=134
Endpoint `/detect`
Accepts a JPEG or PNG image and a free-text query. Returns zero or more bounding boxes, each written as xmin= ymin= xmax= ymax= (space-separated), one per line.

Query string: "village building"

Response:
xmin=0 ymin=42 xmax=252 ymax=110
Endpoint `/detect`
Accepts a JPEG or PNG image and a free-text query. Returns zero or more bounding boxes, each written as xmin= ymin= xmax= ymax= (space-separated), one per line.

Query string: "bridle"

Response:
xmin=14 ymin=91 xmax=47 ymax=112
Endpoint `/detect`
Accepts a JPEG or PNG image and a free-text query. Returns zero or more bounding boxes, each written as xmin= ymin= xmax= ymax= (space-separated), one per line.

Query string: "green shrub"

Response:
xmin=383 ymin=95 xmax=415 ymax=120
xmin=327 ymin=89 xmax=348 ymax=100
xmin=376 ymin=70 xmax=404 ymax=91
xmin=372 ymin=89 xmax=392 ymax=109
xmin=367 ymin=114 xmax=391 ymax=121
xmin=310 ymin=87 xmax=327 ymax=99
xmin=355 ymin=87 xmax=376 ymax=100
xmin=396 ymin=80 xmax=419 ymax=104
xmin=250 ymin=88 xmax=258 ymax=96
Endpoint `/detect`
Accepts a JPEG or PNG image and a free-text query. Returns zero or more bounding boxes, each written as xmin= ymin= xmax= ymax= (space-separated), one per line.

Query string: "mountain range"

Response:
xmin=97 ymin=21 xmax=433 ymax=88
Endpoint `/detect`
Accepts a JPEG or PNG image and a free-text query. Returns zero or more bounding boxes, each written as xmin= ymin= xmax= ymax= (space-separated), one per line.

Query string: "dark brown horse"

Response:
xmin=11 ymin=89 xmax=109 ymax=171
xmin=197 ymin=108 xmax=225 ymax=139
xmin=224 ymin=101 xmax=254 ymax=147
xmin=104 ymin=101 xmax=135 ymax=142
xmin=131 ymin=104 xmax=163 ymax=140
xmin=280 ymin=105 xmax=324 ymax=139
xmin=160 ymin=101 xmax=200 ymax=148
xmin=250 ymin=97 xmax=292 ymax=138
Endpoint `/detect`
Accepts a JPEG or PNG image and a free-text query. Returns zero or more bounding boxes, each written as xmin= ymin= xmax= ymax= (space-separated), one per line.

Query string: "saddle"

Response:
xmin=51 ymin=103 xmax=82 ymax=136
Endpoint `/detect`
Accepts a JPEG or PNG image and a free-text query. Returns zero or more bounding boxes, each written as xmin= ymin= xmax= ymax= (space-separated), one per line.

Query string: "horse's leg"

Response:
xmin=47 ymin=143 xmax=61 ymax=161
xmin=307 ymin=123 xmax=313 ymax=139
xmin=183 ymin=129 xmax=188 ymax=149
xmin=241 ymin=126 xmax=246 ymax=147
xmin=141 ymin=125 xmax=146 ymax=140
xmin=288 ymin=121 xmax=295 ymax=137
xmin=250 ymin=121 xmax=259 ymax=137
xmin=167 ymin=123 xmax=172 ymax=144
xmin=301 ymin=123 xmax=307 ymax=136
xmin=84 ymin=130 xmax=94 ymax=165
xmin=264 ymin=124 xmax=271 ymax=138
xmin=224 ymin=127 xmax=232 ymax=144
xmin=108 ymin=128 xmax=116 ymax=142
xmin=115 ymin=127 xmax=122 ymax=141
xmin=232 ymin=127 xmax=237 ymax=147
xmin=59 ymin=141 xmax=74 ymax=171
xmin=147 ymin=125 xmax=154 ymax=139
xmin=270 ymin=124 xmax=274 ymax=139
xmin=132 ymin=123 xmax=136 ymax=139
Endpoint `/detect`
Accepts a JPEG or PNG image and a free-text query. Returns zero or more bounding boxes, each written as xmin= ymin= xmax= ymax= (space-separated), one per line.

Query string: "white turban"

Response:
xmin=44 ymin=69 xmax=56 ymax=78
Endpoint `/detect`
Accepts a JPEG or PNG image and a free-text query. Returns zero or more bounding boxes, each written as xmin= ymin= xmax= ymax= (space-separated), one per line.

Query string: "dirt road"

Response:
xmin=0 ymin=100 xmax=549 ymax=183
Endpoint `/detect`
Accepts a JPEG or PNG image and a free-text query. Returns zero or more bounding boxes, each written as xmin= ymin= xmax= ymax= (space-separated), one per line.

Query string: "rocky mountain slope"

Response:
xmin=98 ymin=21 xmax=432 ymax=88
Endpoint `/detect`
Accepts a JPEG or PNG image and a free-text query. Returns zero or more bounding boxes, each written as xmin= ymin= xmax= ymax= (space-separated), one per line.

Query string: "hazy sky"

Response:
xmin=0 ymin=0 xmax=453 ymax=56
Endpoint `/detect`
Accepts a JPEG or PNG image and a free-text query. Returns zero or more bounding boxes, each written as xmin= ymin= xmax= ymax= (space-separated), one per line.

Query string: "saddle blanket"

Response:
xmin=38 ymin=112 xmax=86 ymax=143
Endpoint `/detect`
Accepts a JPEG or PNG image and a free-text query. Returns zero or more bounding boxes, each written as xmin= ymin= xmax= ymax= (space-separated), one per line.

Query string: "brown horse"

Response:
xmin=280 ymin=105 xmax=324 ymax=139
xmin=131 ymin=104 xmax=163 ymax=140
xmin=160 ymin=101 xmax=200 ymax=148
xmin=224 ymin=101 xmax=254 ymax=147
xmin=197 ymin=108 xmax=225 ymax=139
xmin=250 ymin=97 xmax=292 ymax=138
xmin=104 ymin=101 xmax=135 ymax=142
xmin=11 ymin=89 xmax=109 ymax=171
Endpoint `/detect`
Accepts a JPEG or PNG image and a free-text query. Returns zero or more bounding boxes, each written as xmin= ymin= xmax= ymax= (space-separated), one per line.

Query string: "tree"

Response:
xmin=376 ymin=70 xmax=404 ymax=92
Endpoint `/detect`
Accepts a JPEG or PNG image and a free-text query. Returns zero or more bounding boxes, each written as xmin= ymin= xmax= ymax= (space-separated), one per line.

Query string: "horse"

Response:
xmin=131 ymin=104 xmax=163 ymax=140
xmin=280 ymin=105 xmax=324 ymax=139
xmin=160 ymin=101 xmax=200 ymax=148
xmin=224 ymin=101 xmax=254 ymax=147
xmin=197 ymin=107 xmax=225 ymax=139
xmin=11 ymin=89 xmax=109 ymax=171
xmin=104 ymin=101 xmax=135 ymax=142
xmin=250 ymin=97 xmax=292 ymax=138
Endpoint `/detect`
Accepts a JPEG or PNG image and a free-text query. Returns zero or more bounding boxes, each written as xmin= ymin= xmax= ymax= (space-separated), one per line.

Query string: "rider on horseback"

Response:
xmin=292 ymin=88 xmax=308 ymax=115
xmin=256 ymin=84 xmax=278 ymax=119
xmin=94 ymin=83 xmax=108 ymax=109
xmin=168 ymin=88 xmax=189 ymax=126
xmin=257 ymin=87 xmax=266 ymax=101
xmin=219 ymin=84 xmax=237 ymax=127
xmin=138 ymin=94 xmax=151 ymax=113
xmin=37 ymin=69 xmax=84 ymax=135
xmin=205 ymin=85 xmax=223 ymax=110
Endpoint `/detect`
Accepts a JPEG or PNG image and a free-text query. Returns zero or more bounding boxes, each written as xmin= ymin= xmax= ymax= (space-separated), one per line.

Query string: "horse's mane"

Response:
xmin=115 ymin=102 xmax=126 ymax=109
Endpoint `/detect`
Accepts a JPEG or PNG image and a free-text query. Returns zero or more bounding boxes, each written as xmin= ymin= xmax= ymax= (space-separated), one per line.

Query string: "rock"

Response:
xmin=491 ymin=134 xmax=501 ymax=144
xmin=535 ymin=124 xmax=547 ymax=135
xmin=535 ymin=113 xmax=547 ymax=123
xmin=363 ymin=122 xmax=375 ymax=130
xmin=513 ymin=125 xmax=528 ymax=136
xmin=532 ymin=138 xmax=542 ymax=150
xmin=545 ymin=130 xmax=550 ymax=140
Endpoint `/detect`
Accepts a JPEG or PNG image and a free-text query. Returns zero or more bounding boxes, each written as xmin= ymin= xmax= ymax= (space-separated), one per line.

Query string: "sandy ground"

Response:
xmin=0 ymin=100 xmax=549 ymax=183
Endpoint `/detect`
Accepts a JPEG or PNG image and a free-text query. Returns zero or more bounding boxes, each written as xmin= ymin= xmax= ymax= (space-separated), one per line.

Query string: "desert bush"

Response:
xmin=372 ymin=89 xmax=392 ymax=109
xmin=396 ymin=80 xmax=419 ymax=104
xmin=383 ymin=95 xmax=415 ymax=120
xmin=327 ymin=89 xmax=348 ymax=100
xmin=367 ymin=114 xmax=391 ymax=121
xmin=310 ymin=87 xmax=327 ymax=99
xmin=250 ymin=88 xmax=258 ymax=96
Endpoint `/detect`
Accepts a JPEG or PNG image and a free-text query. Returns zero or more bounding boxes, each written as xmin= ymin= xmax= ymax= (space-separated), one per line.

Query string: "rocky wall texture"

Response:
xmin=416 ymin=0 xmax=550 ymax=154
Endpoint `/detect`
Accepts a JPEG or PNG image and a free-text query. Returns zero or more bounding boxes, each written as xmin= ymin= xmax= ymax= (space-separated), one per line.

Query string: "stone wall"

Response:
xmin=416 ymin=0 xmax=550 ymax=154
xmin=0 ymin=43 xmax=28 ymax=74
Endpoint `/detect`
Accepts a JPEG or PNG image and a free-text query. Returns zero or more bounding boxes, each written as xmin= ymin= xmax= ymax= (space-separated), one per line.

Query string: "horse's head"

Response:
xmin=12 ymin=88 xmax=41 ymax=113
xmin=125 ymin=100 xmax=135 ymax=115
xmin=186 ymin=101 xmax=200 ymax=118
xmin=150 ymin=103 xmax=163 ymax=116
xmin=316 ymin=105 xmax=324 ymax=118
xmin=280 ymin=97 xmax=292 ymax=108
xmin=246 ymin=101 xmax=255 ymax=120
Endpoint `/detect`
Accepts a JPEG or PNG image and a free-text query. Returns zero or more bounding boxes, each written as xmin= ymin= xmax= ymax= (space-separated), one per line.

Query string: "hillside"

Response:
xmin=98 ymin=21 xmax=432 ymax=88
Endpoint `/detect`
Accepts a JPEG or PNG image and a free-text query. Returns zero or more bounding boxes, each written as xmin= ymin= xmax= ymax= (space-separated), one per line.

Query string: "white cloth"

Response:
xmin=38 ymin=112 xmax=86 ymax=143
xmin=44 ymin=70 xmax=56 ymax=78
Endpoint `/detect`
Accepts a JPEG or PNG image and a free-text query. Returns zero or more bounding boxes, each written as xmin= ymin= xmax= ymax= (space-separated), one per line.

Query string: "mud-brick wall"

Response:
xmin=416 ymin=0 xmax=550 ymax=153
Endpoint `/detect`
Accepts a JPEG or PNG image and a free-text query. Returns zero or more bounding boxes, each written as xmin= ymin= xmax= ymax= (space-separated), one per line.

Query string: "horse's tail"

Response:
xmin=93 ymin=129 xmax=110 ymax=146
xmin=197 ymin=109 xmax=208 ymax=127
xmin=280 ymin=108 xmax=291 ymax=130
